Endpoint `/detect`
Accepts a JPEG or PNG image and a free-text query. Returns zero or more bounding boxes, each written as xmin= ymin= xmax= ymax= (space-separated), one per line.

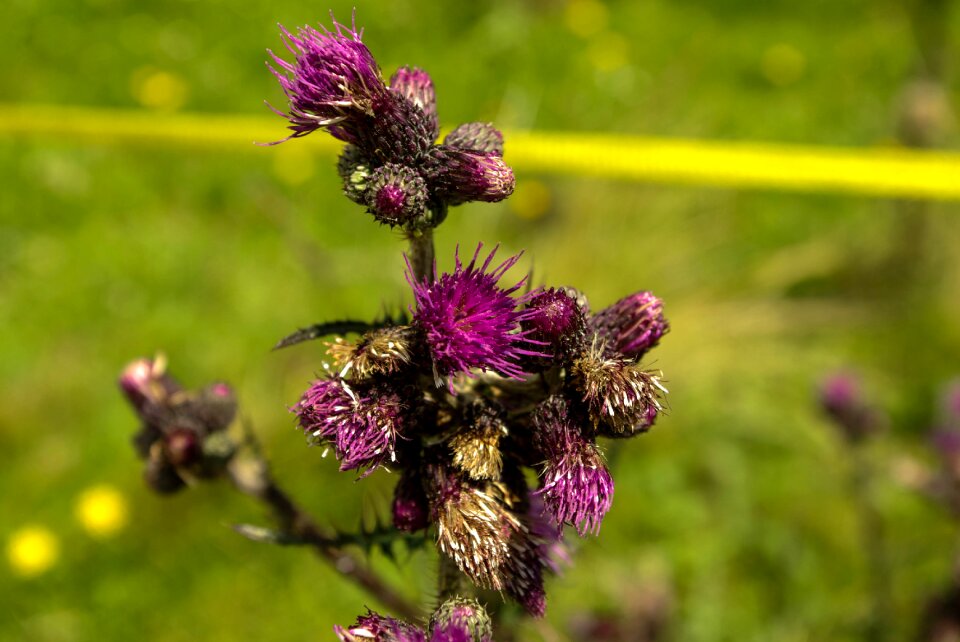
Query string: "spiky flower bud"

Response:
xmin=423 ymin=148 xmax=515 ymax=206
xmin=338 ymin=145 xmax=372 ymax=204
xmin=390 ymin=66 xmax=439 ymax=141
xmin=444 ymin=122 xmax=504 ymax=156
xmin=522 ymin=288 xmax=587 ymax=361
xmin=408 ymin=244 xmax=543 ymax=391
xmin=328 ymin=326 xmax=417 ymax=380
xmin=450 ymin=400 xmax=507 ymax=480
xmin=429 ymin=597 xmax=493 ymax=642
xmin=533 ymin=397 xmax=613 ymax=535
xmin=366 ymin=164 xmax=429 ymax=227
xmin=571 ymin=342 xmax=665 ymax=434
xmin=295 ymin=377 xmax=409 ymax=475
xmin=392 ymin=467 xmax=429 ymax=532
xmin=591 ymin=291 xmax=668 ymax=361
xmin=334 ymin=611 xmax=426 ymax=642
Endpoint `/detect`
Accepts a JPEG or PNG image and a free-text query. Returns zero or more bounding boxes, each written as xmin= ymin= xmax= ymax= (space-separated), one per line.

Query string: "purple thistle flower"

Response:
xmin=522 ymin=288 xmax=588 ymax=361
xmin=390 ymin=66 xmax=439 ymax=141
xmin=591 ymin=291 xmax=668 ymax=361
xmin=533 ymin=397 xmax=614 ymax=536
xmin=423 ymin=147 xmax=515 ymax=205
xmin=294 ymin=377 xmax=408 ymax=476
xmin=335 ymin=611 xmax=426 ymax=642
xmin=407 ymin=244 xmax=544 ymax=391
xmin=818 ymin=371 xmax=883 ymax=444
xmin=268 ymin=16 xmax=387 ymax=143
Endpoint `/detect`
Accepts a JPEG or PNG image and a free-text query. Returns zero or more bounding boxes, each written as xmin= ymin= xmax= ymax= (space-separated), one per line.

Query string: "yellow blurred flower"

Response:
xmin=760 ymin=44 xmax=806 ymax=87
xmin=587 ymin=33 xmax=630 ymax=73
xmin=75 ymin=485 xmax=128 ymax=538
xmin=131 ymin=68 xmax=189 ymax=111
xmin=564 ymin=0 xmax=609 ymax=39
xmin=509 ymin=179 xmax=552 ymax=220
xmin=7 ymin=526 xmax=59 ymax=577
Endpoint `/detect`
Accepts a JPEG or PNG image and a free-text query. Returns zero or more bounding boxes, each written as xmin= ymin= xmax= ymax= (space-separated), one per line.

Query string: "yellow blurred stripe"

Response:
xmin=2 ymin=103 xmax=959 ymax=200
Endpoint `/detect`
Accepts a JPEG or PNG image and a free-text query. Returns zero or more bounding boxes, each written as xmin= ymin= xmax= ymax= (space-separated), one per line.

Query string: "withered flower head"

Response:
xmin=571 ymin=341 xmax=666 ymax=434
xmin=327 ymin=325 xmax=416 ymax=380
xmin=450 ymin=399 xmax=508 ymax=480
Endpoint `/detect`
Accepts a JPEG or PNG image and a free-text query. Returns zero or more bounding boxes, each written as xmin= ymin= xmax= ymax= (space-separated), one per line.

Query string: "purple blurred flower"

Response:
xmin=818 ymin=371 xmax=883 ymax=444
xmin=408 ymin=244 xmax=544 ymax=391
xmin=294 ymin=377 xmax=408 ymax=476
xmin=527 ymin=493 xmax=573 ymax=575
xmin=941 ymin=380 xmax=960 ymax=427
xmin=533 ymin=397 xmax=614 ymax=535
xmin=591 ymin=291 xmax=668 ymax=361
xmin=335 ymin=610 xmax=426 ymax=642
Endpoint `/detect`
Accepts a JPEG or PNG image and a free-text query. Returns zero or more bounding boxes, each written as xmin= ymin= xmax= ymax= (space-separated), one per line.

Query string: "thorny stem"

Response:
xmin=227 ymin=427 xmax=422 ymax=622
xmin=407 ymin=227 xmax=435 ymax=284
xmin=436 ymin=553 xmax=465 ymax=603
xmin=848 ymin=445 xmax=892 ymax=642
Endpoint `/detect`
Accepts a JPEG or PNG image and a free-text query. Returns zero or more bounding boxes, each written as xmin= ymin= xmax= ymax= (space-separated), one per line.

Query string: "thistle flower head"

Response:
xmin=429 ymin=598 xmax=493 ymax=642
xmin=424 ymin=148 xmax=515 ymax=206
xmin=571 ymin=341 xmax=666 ymax=434
xmin=335 ymin=611 xmax=426 ymax=642
xmin=444 ymin=122 xmax=504 ymax=156
xmin=390 ymin=66 xmax=439 ymax=140
xmin=408 ymin=244 xmax=543 ymax=391
xmin=533 ymin=397 xmax=613 ymax=535
xmin=591 ymin=291 xmax=668 ymax=361
xmin=268 ymin=16 xmax=386 ymax=142
xmin=450 ymin=399 xmax=508 ymax=480
xmin=366 ymin=164 xmax=430 ymax=227
xmin=522 ymin=288 xmax=588 ymax=361
xmin=295 ymin=377 xmax=408 ymax=476
xmin=327 ymin=325 xmax=416 ymax=380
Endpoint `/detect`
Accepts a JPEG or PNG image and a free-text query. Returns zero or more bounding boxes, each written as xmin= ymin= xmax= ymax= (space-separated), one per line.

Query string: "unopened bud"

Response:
xmin=429 ymin=597 xmax=493 ymax=642
xmin=444 ymin=122 xmax=504 ymax=156
xmin=366 ymin=163 xmax=429 ymax=228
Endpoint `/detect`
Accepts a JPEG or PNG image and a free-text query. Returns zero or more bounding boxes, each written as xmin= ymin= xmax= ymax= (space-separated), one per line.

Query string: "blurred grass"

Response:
xmin=2 ymin=0 xmax=960 ymax=641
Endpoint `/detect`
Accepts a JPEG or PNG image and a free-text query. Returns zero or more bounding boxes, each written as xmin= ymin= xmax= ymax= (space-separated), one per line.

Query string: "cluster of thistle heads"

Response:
xmin=119 ymin=13 xmax=670 ymax=637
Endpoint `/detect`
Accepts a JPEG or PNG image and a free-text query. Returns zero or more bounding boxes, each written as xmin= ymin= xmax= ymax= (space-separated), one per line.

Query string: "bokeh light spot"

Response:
xmin=761 ymin=44 xmax=806 ymax=87
xmin=7 ymin=526 xmax=59 ymax=577
xmin=75 ymin=485 xmax=129 ymax=538
xmin=132 ymin=68 xmax=189 ymax=111
xmin=509 ymin=179 xmax=552 ymax=220
xmin=587 ymin=33 xmax=630 ymax=72
xmin=564 ymin=0 xmax=609 ymax=39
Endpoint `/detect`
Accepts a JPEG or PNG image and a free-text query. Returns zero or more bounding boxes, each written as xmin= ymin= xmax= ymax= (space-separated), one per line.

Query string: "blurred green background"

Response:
xmin=3 ymin=0 xmax=960 ymax=640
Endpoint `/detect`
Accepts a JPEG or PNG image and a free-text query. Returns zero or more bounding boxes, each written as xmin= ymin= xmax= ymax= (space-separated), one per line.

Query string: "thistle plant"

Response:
xmin=119 ymin=13 xmax=670 ymax=639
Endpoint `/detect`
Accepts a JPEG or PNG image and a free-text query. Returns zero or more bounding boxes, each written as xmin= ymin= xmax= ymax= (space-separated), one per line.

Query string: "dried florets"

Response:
xmin=571 ymin=341 xmax=666 ymax=434
xmin=408 ymin=244 xmax=543 ymax=391
xmin=327 ymin=325 xmax=417 ymax=380
xmin=450 ymin=399 xmax=508 ymax=480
